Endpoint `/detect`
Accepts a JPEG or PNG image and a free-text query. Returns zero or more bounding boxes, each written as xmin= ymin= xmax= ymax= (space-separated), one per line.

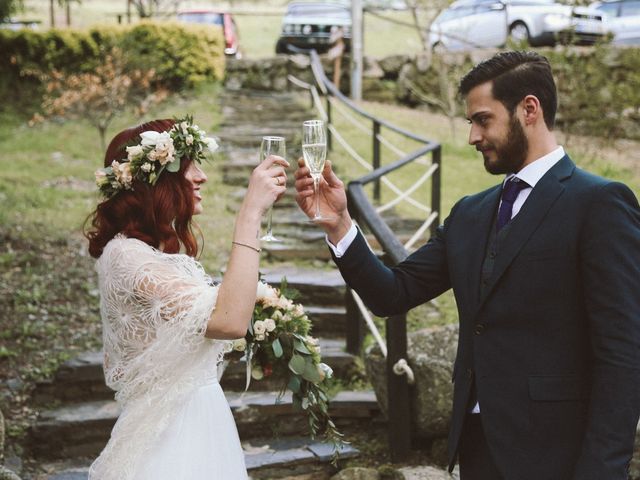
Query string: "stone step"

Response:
xmin=221 ymin=338 xmax=354 ymax=391
xmin=218 ymin=127 xmax=302 ymax=149
xmin=40 ymin=436 xmax=359 ymax=480
xmin=34 ymin=337 xmax=351 ymax=404
xmin=29 ymin=390 xmax=379 ymax=461
xmin=260 ymin=267 xmax=346 ymax=307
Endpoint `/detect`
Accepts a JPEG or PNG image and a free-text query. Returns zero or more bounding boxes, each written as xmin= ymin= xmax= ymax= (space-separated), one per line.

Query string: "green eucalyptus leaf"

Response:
xmin=287 ymin=374 xmax=301 ymax=393
xmin=272 ymin=338 xmax=283 ymax=358
xmin=293 ymin=338 xmax=311 ymax=354
xmin=301 ymin=397 xmax=310 ymax=410
xmin=289 ymin=354 xmax=306 ymax=375
xmin=302 ymin=360 xmax=322 ymax=383
xmin=166 ymin=159 xmax=180 ymax=172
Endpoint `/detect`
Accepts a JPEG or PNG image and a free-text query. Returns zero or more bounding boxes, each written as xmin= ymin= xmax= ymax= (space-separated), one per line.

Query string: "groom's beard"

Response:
xmin=484 ymin=114 xmax=529 ymax=175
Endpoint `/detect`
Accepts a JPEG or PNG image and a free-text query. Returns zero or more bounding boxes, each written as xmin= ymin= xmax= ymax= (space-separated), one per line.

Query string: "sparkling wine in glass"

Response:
xmin=302 ymin=120 xmax=333 ymax=221
xmin=260 ymin=136 xmax=286 ymax=242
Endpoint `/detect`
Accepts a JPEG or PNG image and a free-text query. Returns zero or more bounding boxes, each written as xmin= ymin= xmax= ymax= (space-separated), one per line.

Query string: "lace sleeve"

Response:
xmin=97 ymin=236 xmax=223 ymax=404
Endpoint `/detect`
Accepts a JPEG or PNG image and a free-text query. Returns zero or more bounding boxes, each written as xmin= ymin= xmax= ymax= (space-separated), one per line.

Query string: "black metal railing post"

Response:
xmin=430 ymin=145 xmax=442 ymax=238
xmin=326 ymin=96 xmax=333 ymax=152
xmin=372 ymin=120 xmax=381 ymax=203
xmin=386 ymin=313 xmax=411 ymax=461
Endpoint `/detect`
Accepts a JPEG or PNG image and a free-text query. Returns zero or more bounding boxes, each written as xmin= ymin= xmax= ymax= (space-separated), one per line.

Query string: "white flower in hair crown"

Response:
xmin=95 ymin=116 xmax=219 ymax=198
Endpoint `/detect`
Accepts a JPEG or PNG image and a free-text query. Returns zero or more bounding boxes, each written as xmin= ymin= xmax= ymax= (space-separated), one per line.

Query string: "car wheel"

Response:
xmin=509 ymin=22 xmax=530 ymax=44
xmin=275 ymin=38 xmax=288 ymax=54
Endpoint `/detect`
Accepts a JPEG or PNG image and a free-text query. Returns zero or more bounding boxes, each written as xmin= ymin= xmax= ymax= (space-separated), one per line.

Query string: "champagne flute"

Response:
xmin=260 ymin=136 xmax=286 ymax=242
xmin=302 ymin=120 xmax=333 ymax=221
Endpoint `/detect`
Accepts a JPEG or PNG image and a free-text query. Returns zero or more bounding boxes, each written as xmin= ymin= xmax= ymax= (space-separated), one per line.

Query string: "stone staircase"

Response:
xmin=26 ymin=88 xmax=388 ymax=479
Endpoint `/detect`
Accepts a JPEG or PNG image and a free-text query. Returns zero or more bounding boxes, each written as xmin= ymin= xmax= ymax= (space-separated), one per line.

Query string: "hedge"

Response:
xmin=0 ymin=21 xmax=225 ymax=100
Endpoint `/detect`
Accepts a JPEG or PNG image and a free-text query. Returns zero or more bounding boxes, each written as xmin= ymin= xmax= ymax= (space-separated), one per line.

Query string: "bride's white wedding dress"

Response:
xmin=88 ymin=235 xmax=247 ymax=480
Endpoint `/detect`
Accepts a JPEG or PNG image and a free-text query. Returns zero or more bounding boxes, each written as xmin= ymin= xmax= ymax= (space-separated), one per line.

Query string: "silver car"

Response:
xmin=429 ymin=0 xmax=605 ymax=51
xmin=590 ymin=0 xmax=640 ymax=44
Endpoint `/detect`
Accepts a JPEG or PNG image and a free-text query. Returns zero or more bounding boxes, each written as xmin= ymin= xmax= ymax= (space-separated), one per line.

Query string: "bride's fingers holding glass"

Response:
xmin=245 ymin=156 xmax=288 ymax=214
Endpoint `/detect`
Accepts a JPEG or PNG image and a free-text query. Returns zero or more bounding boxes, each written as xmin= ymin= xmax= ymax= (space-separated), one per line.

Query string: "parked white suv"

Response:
xmin=429 ymin=0 xmax=606 ymax=51
xmin=590 ymin=0 xmax=640 ymax=44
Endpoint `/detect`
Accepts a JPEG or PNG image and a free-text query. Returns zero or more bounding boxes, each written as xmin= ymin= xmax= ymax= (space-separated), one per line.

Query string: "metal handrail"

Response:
xmin=290 ymin=50 xmax=443 ymax=463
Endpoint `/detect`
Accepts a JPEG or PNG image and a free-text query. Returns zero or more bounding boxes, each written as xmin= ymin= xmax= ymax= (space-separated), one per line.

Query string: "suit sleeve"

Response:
xmin=331 ymin=206 xmax=458 ymax=317
xmin=573 ymin=182 xmax=640 ymax=479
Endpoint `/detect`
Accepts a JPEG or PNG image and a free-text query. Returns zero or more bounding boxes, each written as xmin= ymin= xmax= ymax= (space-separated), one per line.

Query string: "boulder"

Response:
xmin=330 ymin=467 xmax=380 ymax=480
xmin=378 ymin=55 xmax=411 ymax=79
xmin=364 ymin=324 xmax=458 ymax=439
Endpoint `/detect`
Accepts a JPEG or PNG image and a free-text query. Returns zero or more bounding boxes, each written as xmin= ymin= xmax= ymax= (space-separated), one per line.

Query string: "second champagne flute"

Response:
xmin=260 ymin=136 xmax=286 ymax=242
xmin=302 ymin=120 xmax=334 ymax=221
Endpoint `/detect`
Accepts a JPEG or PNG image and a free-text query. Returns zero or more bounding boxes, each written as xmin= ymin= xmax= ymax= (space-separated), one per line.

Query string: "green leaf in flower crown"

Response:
xmin=302 ymin=358 xmax=322 ymax=383
xmin=289 ymin=354 xmax=306 ymax=375
xmin=301 ymin=397 xmax=310 ymax=410
xmin=166 ymin=158 xmax=180 ymax=173
xmin=272 ymin=338 xmax=283 ymax=358
xmin=293 ymin=338 xmax=311 ymax=355
xmin=287 ymin=374 xmax=301 ymax=393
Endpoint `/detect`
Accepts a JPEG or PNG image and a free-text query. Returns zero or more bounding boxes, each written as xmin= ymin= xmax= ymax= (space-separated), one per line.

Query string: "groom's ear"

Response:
xmin=521 ymin=95 xmax=542 ymax=126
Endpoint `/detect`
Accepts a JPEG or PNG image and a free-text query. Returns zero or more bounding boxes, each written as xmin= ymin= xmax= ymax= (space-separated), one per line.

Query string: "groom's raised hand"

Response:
xmin=294 ymin=157 xmax=353 ymax=244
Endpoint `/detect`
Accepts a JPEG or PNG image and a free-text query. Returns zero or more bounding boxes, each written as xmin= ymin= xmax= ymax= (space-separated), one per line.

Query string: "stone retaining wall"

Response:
xmin=225 ymin=49 xmax=640 ymax=141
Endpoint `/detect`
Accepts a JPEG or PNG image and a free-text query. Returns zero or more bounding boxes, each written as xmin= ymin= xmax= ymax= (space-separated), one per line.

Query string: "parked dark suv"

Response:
xmin=275 ymin=1 xmax=352 ymax=54
xmin=177 ymin=10 xmax=242 ymax=58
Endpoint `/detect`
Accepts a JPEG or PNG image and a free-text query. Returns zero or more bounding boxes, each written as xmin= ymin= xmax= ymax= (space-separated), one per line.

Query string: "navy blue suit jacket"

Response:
xmin=333 ymin=156 xmax=640 ymax=479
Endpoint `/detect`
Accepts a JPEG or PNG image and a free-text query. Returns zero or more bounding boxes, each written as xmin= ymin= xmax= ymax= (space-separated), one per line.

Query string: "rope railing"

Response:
xmin=287 ymin=49 xmax=442 ymax=462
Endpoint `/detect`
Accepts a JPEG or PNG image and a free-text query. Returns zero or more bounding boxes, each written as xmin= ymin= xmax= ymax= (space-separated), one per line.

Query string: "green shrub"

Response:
xmin=0 ymin=21 xmax=224 ymax=104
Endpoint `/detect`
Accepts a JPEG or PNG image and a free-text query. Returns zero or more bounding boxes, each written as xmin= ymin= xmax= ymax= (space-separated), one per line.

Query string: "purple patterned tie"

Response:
xmin=497 ymin=177 xmax=529 ymax=231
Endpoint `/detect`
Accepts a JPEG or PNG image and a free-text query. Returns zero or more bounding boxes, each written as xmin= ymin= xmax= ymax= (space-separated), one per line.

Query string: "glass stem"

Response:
xmin=266 ymin=207 xmax=273 ymax=235
xmin=313 ymin=176 xmax=321 ymax=218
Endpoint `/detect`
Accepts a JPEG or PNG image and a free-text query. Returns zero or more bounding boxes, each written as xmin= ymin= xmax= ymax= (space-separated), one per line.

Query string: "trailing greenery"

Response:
xmin=0 ymin=21 xmax=225 ymax=104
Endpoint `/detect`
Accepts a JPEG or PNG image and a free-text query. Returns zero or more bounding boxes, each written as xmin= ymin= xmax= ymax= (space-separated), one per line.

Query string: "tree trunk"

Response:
xmin=66 ymin=2 xmax=71 ymax=26
xmin=50 ymin=0 xmax=55 ymax=27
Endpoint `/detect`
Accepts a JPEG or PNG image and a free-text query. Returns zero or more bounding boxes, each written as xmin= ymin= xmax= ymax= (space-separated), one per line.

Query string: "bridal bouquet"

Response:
xmin=232 ymin=279 xmax=345 ymax=452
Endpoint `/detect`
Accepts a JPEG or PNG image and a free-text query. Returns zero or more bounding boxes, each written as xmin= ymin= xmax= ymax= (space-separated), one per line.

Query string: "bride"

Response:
xmin=84 ymin=117 xmax=288 ymax=479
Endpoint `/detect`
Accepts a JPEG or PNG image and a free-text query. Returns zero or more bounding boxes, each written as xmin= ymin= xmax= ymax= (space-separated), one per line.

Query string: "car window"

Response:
xmin=595 ymin=1 xmax=621 ymax=16
xmin=475 ymin=1 xmax=504 ymax=13
xmin=178 ymin=13 xmax=224 ymax=25
xmin=621 ymin=0 xmax=640 ymax=15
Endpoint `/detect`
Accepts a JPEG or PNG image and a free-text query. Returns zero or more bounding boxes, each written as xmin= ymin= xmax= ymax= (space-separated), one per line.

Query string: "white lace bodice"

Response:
xmin=89 ymin=235 xmax=231 ymax=480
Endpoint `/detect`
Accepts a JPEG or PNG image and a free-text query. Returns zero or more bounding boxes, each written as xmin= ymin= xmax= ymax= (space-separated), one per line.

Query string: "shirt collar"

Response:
xmin=505 ymin=146 xmax=565 ymax=188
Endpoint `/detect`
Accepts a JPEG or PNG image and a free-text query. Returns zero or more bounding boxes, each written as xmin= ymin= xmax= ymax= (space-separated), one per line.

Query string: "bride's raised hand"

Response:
xmin=242 ymin=154 xmax=289 ymax=216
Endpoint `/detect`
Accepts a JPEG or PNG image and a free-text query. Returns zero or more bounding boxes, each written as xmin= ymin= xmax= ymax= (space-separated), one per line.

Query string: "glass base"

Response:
xmin=260 ymin=233 xmax=281 ymax=242
xmin=307 ymin=215 xmax=338 ymax=223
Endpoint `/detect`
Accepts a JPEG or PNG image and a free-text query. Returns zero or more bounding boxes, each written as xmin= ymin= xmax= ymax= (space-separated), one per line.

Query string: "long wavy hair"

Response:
xmin=85 ymin=119 xmax=200 ymax=258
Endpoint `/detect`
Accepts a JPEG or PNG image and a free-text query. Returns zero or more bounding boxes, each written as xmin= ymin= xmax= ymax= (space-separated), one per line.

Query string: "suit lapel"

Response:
xmin=474 ymin=155 xmax=575 ymax=315
xmin=464 ymin=186 xmax=501 ymax=307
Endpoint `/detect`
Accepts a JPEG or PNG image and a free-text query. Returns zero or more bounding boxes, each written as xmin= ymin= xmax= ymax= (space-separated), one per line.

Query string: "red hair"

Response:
xmin=85 ymin=119 xmax=200 ymax=258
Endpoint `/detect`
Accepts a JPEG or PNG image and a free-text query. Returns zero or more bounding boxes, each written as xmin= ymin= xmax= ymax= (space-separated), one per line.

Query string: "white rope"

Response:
xmin=404 ymin=211 xmax=439 ymax=251
xmin=329 ymin=96 xmax=372 ymax=135
xmin=392 ymin=358 xmax=415 ymax=384
xmin=327 ymin=123 xmax=375 ymax=171
xmin=351 ymin=290 xmax=388 ymax=358
xmin=376 ymin=163 xmax=438 ymax=215
xmin=377 ymin=131 xmax=407 ymax=158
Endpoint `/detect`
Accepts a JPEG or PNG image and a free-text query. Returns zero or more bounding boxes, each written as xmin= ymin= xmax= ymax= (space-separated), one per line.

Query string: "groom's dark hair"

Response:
xmin=458 ymin=51 xmax=557 ymax=129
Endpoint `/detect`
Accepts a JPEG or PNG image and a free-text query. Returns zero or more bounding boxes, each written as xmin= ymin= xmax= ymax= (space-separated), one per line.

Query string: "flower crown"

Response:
xmin=95 ymin=116 xmax=219 ymax=198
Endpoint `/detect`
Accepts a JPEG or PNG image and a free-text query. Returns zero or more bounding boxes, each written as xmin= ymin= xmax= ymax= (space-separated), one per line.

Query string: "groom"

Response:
xmin=294 ymin=51 xmax=640 ymax=479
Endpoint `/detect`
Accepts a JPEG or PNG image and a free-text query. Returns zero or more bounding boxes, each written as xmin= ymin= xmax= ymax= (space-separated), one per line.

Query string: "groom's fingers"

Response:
xmin=322 ymin=161 xmax=344 ymax=189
